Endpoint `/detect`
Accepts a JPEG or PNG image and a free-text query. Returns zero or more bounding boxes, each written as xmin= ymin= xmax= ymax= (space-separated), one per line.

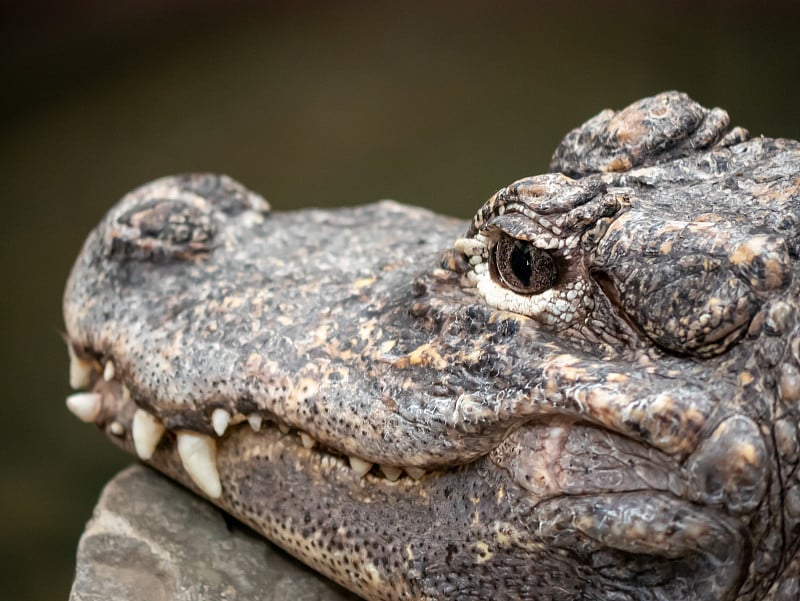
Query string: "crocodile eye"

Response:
xmin=491 ymin=234 xmax=558 ymax=295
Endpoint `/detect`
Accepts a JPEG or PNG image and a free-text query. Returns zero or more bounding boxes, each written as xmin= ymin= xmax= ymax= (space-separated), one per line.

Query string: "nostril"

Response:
xmin=103 ymin=176 xmax=223 ymax=263
xmin=682 ymin=415 xmax=767 ymax=514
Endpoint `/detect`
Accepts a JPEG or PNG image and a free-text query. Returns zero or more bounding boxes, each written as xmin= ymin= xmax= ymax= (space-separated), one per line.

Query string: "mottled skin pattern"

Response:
xmin=64 ymin=92 xmax=800 ymax=600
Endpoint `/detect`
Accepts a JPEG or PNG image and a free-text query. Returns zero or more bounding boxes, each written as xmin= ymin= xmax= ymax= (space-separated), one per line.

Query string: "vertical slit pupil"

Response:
xmin=511 ymin=242 xmax=533 ymax=286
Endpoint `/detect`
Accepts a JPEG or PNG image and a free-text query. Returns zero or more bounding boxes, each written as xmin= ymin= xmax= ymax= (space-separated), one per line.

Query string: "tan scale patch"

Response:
xmin=221 ymin=295 xmax=246 ymax=310
xmin=779 ymin=363 xmax=800 ymax=403
xmin=603 ymin=156 xmax=633 ymax=172
xmin=736 ymin=442 xmax=759 ymax=466
xmin=729 ymin=239 xmax=759 ymax=267
xmin=473 ymin=541 xmax=493 ymax=564
xmin=285 ymin=377 xmax=319 ymax=409
xmin=358 ymin=319 xmax=378 ymax=341
xmin=749 ymin=180 xmax=800 ymax=205
xmin=364 ymin=562 xmax=383 ymax=586
xmin=762 ymin=257 xmax=788 ymax=291
xmin=395 ymin=343 xmax=448 ymax=370
xmin=352 ymin=276 xmax=376 ymax=289
xmin=379 ymin=339 xmax=397 ymax=354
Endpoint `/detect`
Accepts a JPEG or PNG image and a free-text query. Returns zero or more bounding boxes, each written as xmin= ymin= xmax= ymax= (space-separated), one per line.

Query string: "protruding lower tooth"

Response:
xmin=380 ymin=465 xmax=403 ymax=481
xmin=103 ymin=360 xmax=115 ymax=382
xmin=122 ymin=385 xmax=131 ymax=402
xmin=278 ymin=423 xmax=290 ymax=434
xmin=177 ymin=431 xmax=222 ymax=499
xmin=247 ymin=414 xmax=262 ymax=432
xmin=405 ymin=467 xmax=426 ymax=480
xmin=349 ymin=456 xmax=373 ymax=478
xmin=211 ymin=408 xmax=230 ymax=436
xmin=66 ymin=392 xmax=102 ymax=423
xmin=109 ymin=421 xmax=125 ymax=436
xmin=299 ymin=432 xmax=316 ymax=449
xmin=68 ymin=345 xmax=93 ymax=389
xmin=132 ymin=409 xmax=166 ymax=460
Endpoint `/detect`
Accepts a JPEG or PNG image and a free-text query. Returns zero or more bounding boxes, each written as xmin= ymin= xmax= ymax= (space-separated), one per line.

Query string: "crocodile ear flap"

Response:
xmin=549 ymin=91 xmax=750 ymax=178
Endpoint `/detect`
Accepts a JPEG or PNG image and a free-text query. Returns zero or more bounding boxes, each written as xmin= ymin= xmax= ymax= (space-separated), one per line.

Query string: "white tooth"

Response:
xmin=349 ymin=456 xmax=373 ymax=478
xmin=380 ymin=465 xmax=403 ymax=482
xmin=405 ymin=467 xmax=426 ymax=480
xmin=211 ymin=408 xmax=230 ymax=437
xmin=68 ymin=346 xmax=93 ymax=389
xmin=122 ymin=385 xmax=131 ymax=402
xmin=103 ymin=360 xmax=115 ymax=382
xmin=299 ymin=432 xmax=316 ymax=449
xmin=247 ymin=414 xmax=262 ymax=432
xmin=132 ymin=409 xmax=166 ymax=460
xmin=109 ymin=421 xmax=125 ymax=436
xmin=278 ymin=423 xmax=290 ymax=434
xmin=66 ymin=392 xmax=102 ymax=423
xmin=177 ymin=431 xmax=222 ymax=499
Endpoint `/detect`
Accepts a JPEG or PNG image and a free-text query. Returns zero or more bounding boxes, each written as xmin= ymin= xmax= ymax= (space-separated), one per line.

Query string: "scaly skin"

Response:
xmin=64 ymin=92 xmax=800 ymax=600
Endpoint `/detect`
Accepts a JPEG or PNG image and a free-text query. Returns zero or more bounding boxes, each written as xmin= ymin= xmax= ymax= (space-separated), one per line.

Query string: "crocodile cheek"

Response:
xmin=495 ymin=422 xmax=750 ymax=599
xmin=490 ymin=421 xmax=676 ymax=501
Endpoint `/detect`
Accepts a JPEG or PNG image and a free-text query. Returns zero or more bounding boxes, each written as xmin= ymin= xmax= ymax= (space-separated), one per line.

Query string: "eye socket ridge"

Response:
xmin=490 ymin=233 xmax=559 ymax=295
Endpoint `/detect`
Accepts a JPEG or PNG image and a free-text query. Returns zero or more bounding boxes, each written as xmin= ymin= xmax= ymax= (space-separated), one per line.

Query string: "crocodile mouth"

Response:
xmin=67 ymin=348 xmax=437 ymax=496
xmin=67 ymin=343 xmax=755 ymax=601
xmin=67 ymin=334 xmax=768 ymax=511
xmin=66 ymin=299 xmax=770 ymax=511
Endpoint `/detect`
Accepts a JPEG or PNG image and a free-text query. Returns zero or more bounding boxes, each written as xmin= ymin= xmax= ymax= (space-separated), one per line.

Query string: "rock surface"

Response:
xmin=70 ymin=465 xmax=359 ymax=601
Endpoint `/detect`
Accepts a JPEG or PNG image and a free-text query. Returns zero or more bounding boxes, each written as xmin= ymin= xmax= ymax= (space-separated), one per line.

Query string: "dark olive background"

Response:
xmin=2 ymin=1 xmax=799 ymax=598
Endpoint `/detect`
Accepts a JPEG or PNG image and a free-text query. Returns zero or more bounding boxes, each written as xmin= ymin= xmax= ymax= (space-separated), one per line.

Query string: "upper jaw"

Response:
xmin=65 ymin=287 xmax=771 ymax=516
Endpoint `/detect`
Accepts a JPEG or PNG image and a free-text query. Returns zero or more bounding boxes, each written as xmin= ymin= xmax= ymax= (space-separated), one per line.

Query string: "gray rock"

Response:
xmin=70 ymin=465 xmax=360 ymax=601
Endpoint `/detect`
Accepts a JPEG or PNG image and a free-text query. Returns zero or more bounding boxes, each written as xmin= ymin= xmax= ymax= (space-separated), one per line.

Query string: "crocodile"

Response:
xmin=63 ymin=92 xmax=800 ymax=600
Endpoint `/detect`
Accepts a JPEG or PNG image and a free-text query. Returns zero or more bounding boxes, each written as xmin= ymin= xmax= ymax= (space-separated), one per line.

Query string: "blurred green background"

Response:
xmin=2 ymin=1 xmax=799 ymax=598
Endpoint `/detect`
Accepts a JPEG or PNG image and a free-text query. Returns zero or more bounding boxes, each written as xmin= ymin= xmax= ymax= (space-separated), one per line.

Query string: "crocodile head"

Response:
xmin=64 ymin=92 xmax=800 ymax=600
